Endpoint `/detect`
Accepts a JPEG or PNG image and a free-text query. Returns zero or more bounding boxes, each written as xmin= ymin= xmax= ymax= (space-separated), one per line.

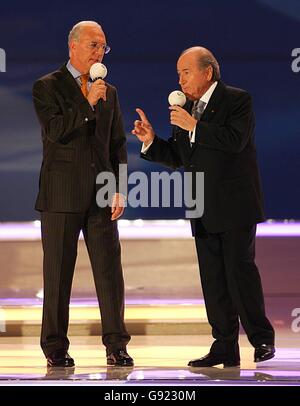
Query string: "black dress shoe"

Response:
xmin=107 ymin=349 xmax=134 ymax=367
xmin=188 ymin=353 xmax=240 ymax=368
xmin=46 ymin=349 xmax=75 ymax=367
xmin=254 ymin=344 xmax=275 ymax=362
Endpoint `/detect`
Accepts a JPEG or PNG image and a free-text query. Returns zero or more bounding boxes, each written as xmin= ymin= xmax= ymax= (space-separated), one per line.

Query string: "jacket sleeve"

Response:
xmin=32 ymin=79 xmax=95 ymax=143
xmin=109 ymin=89 xmax=127 ymax=191
xmin=141 ymin=126 xmax=183 ymax=170
xmin=195 ymin=92 xmax=254 ymax=153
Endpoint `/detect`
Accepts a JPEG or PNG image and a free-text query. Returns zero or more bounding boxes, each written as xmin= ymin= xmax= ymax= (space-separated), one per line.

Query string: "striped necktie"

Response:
xmin=80 ymin=74 xmax=89 ymax=98
xmin=189 ymin=100 xmax=206 ymax=146
xmin=192 ymin=99 xmax=206 ymax=120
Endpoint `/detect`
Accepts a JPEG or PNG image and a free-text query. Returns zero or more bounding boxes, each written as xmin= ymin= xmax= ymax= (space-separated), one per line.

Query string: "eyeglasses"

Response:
xmin=88 ymin=42 xmax=111 ymax=54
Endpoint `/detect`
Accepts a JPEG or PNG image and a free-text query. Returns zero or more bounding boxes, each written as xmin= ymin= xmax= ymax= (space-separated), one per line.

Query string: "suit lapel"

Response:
xmin=174 ymin=82 xmax=227 ymax=159
xmin=189 ymin=81 xmax=226 ymax=155
xmin=176 ymin=81 xmax=225 ymax=141
xmin=59 ymin=64 xmax=93 ymax=107
xmin=200 ymin=80 xmax=225 ymax=122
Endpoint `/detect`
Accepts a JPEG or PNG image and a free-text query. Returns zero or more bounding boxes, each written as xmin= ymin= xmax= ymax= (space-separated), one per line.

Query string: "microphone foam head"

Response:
xmin=168 ymin=90 xmax=186 ymax=107
xmin=89 ymin=63 xmax=107 ymax=80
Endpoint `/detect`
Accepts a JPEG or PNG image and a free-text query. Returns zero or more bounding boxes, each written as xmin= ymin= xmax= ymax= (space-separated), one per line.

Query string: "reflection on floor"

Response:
xmin=0 ymin=222 xmax=299 ymax=387
xmin=0 ymin=333 xmax=299 ymax=385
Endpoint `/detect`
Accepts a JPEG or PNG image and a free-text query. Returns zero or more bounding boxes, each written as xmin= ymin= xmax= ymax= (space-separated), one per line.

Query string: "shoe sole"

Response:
xmin=254 ymin=353 xmax=275 ymax=363
xmin=188 ymin=360 xmax=240 ymax=368
xmin=107 ymin=361 xmax=134 ymax=367
xmin=47 ymin=363 xmax=75 ymax=368
xmin=224 ymin=363 xmax=240 ymax=368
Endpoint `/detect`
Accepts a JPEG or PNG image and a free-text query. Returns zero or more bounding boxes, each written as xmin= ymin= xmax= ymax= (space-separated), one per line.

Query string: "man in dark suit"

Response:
xmin=32 ymin=21 xmax=133 ymax=367
xmin=132 ymin=46 xmax=275 ymax=367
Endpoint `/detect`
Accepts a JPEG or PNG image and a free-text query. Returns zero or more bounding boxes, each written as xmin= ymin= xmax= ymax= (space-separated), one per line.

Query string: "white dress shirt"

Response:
xmin=189 ymin=81 xmax=217 ymax=143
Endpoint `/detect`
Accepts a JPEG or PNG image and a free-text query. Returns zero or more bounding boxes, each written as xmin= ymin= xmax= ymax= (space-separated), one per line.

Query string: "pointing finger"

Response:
xmin=136 ymin=108 xmax=150 ymax=124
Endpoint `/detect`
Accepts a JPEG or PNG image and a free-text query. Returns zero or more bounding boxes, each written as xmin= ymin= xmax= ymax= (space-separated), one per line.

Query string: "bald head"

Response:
xmin=181 ymin=47 xmax=220 ymax=82
xmin=177 ymin=46 xmax=220 ymax=100
xmin=68 ymin=21 xmax=103 ymax=46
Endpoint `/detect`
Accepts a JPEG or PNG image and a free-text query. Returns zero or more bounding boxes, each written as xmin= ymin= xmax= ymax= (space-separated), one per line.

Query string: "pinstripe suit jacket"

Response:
xmin=32 ymin=64 xmax=127 ymax=212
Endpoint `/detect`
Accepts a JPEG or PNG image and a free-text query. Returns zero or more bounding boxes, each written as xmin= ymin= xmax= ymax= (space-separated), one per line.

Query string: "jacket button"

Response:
xmin=85 ymin=117 xmax=89 ymax=122
xmin=91 ymin=163 xmax=95 ymax=168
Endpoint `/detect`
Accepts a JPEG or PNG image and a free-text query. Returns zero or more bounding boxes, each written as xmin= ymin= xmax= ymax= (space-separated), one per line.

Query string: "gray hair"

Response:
xmin=68 ymin=21 xmax=103 ymax=45
xmin=182 ymin=47 xmax=221 ymax=81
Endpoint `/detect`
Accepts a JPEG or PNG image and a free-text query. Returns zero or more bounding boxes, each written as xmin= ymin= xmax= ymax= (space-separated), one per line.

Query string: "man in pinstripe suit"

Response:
xmin=32 ymin=21 xmax=133 ymax=367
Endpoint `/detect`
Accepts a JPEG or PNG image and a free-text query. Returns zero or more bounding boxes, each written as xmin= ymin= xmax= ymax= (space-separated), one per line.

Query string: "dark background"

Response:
xmin=0 ymin=0 xmax=299 ymax=220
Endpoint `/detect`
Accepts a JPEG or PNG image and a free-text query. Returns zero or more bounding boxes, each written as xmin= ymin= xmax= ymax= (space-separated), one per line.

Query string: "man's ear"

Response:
xmin=69 ymin=40 xmax=76 ymax=52
xmin=206 ymin=65 xmax=213 ymax=81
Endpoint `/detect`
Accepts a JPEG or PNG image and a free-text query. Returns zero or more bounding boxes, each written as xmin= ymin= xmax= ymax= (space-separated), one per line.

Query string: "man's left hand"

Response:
xmin=111 ymin=193 xmax=126 ymax=220
xmin=169 ymin=106 xmax=197 ymax=131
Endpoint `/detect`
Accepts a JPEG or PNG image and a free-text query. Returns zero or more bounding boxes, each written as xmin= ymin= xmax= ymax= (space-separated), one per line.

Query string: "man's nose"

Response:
xmin=95 ymin=48 xmax=103 ymax=56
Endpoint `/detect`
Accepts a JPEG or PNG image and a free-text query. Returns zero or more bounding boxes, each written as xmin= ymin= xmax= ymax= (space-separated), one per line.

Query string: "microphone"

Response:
xmin=89 ymin=63 xmax=107 ymax=113
xmin=89 ymin=62 xmax=108 ymax=81
xmin=168 ymin=90 xmax=186 ymax=107
xmin=168 ymin=91 xmax=186 ymax=140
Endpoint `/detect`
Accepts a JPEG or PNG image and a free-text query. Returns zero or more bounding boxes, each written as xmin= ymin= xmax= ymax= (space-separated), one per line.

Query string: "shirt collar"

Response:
xmin=66 ymin=60 xmax=82 ymax=80
xmin=200 ymin=81 xmax=218 ymax=105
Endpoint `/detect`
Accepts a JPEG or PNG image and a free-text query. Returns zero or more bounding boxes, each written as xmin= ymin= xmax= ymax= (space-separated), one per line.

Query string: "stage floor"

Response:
xmin=0 ymin=222 xmax=299 ymax=388
xmin=0 ymin=332 xmax=299 ymax=386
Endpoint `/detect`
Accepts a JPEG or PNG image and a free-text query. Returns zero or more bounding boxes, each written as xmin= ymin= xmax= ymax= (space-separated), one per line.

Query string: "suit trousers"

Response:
xmin=195 ymin=224 xmax=274 ymax=354
xmin=40 ymin=208 xmax=130 ymax=356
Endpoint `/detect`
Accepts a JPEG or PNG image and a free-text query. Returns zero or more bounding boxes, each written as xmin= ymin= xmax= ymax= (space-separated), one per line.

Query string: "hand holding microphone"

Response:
xmin=168 ymin=90 xmax=197 ymax=131
xmin=87 ymin=63 xmax=108 ymax=106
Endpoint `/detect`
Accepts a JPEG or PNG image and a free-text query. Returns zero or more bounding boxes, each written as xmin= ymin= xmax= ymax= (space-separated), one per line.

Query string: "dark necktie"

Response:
xmin=189 ymin=100 xmax=206 ymax=145
xmin=192 ymin=99 xmax=206 ymax=120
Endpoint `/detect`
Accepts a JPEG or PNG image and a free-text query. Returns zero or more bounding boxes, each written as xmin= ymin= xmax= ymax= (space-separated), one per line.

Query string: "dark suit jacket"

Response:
xmin=32 ymin=64 xmax=127 ymax=212
xmin=142 ymin=81 xmax=265 ymax=235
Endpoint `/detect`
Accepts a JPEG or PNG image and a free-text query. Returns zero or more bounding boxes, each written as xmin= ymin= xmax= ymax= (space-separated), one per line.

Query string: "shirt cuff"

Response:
xmin=141 ymin=141 xmax=153 ymax=154
xmin=189 ymin=124 xmax=197 ymax=143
